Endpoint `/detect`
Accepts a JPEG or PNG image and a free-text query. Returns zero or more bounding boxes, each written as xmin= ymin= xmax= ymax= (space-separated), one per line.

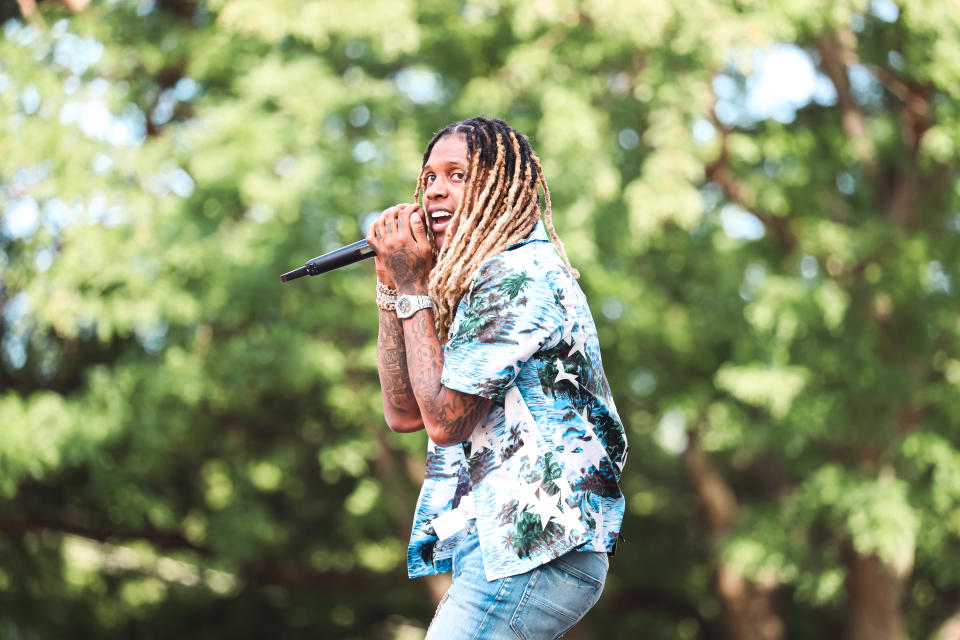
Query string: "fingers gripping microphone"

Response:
xmin=280 ymin=240 xmax=376 ymax=282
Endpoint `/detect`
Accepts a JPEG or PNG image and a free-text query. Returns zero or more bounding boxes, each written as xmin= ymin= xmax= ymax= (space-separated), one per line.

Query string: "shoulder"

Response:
xmin=469 ymin=240 xmax=564 ymax=301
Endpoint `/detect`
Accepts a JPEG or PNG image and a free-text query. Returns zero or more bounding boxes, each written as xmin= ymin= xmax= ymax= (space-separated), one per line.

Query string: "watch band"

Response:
xmin=395 ymin=294 xmax=434 ymax=319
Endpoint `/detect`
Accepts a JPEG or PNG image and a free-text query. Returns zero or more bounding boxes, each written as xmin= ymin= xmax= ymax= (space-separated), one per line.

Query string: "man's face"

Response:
xmin=423 ymin=134 xmax=468 ymax=251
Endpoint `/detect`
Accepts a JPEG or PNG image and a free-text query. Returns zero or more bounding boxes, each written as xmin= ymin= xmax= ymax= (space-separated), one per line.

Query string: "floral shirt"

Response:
xmin=406 ymin=220 xmax=628 ymax=582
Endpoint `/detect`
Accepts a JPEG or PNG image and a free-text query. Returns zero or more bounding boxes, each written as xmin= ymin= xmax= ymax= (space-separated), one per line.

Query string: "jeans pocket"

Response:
xmin=509 ymin=552 xmax=607 ymax=640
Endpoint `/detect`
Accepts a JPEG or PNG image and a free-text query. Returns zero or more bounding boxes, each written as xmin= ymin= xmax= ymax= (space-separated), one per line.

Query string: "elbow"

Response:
xmin=386 ymin=416 xmax=425 ymax=434
xmin=424 ymin=423 xmax=466 ymax=448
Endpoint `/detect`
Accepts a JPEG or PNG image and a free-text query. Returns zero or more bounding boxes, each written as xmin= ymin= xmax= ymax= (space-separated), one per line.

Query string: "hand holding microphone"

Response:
xmin=365 ymin=203 xmax=433 ymax=293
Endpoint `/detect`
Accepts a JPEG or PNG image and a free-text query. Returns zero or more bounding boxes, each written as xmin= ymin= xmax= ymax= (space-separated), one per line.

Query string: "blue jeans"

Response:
xmin=425 ymin=522 xmax=608 ymax=639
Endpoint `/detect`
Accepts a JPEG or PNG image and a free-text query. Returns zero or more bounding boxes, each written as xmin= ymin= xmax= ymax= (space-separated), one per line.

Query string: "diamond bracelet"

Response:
xmin=376 ymin=280 xmax=397 ymax=311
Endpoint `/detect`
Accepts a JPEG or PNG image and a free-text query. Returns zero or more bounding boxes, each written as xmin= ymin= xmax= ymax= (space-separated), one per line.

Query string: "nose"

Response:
xmin=425 ymin=176 xmax=446 ymax=202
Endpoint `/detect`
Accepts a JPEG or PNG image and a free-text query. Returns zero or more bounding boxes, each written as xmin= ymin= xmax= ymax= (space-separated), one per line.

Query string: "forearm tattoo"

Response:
xmin=377 ymin=309 xmax=420 ymax=421
xmin=402 ymin=308 xmax=491 ymax=444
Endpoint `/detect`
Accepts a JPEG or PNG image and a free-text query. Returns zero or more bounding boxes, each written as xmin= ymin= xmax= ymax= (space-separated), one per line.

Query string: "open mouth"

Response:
xmin=431 ymin=210 xmax=453 ymax=235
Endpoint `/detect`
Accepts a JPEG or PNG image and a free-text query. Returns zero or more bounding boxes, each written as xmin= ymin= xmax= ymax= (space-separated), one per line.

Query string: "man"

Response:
xmin=365 ymin=117 xmax=627 ymax=638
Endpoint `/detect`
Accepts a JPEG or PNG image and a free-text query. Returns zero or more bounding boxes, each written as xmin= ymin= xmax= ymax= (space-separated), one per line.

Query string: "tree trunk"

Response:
xmin=684 ymin=431 xmax=784 ymax=640
xmin=844 ymin=549 xmax=909 ymax=640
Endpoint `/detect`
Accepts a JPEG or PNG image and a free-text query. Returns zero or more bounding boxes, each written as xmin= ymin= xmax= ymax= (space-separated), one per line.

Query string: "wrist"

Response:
xmin=394 ymin=278 xmax=429 ymax=296
xmin=395 ymin=293 xmax=433 ymax=319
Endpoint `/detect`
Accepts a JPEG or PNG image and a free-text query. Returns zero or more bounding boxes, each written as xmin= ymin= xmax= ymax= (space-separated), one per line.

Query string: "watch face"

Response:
xmin=397 ymin=295 xmax=431 ymax=318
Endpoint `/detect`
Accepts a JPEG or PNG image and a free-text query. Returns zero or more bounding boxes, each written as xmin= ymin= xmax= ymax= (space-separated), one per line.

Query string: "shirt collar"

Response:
xmin=507 ymin=219 xmax=549 ymax=250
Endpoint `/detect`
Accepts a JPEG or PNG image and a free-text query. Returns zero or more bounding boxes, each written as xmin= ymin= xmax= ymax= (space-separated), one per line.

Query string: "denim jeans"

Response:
xmin=425 ymin=522 xmax=608 ymax=639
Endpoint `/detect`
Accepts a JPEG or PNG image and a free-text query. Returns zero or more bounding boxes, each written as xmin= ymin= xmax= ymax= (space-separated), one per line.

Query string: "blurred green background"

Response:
xmin=1 ymin=0 xmax=959 ymax=638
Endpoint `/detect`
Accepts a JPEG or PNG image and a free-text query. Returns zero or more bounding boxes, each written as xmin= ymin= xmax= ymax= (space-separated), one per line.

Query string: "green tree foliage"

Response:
xmin=1 ymin=0 xmax=959 ymax=638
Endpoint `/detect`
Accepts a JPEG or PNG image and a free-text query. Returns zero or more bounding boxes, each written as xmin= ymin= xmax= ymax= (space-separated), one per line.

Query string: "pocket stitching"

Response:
xmin=510 ymin=556 xmax=606 ymax=638
xmin=515 ymin=564 xmax=596 ymax=627
xmin=551 ymin=556 xmax=604 ymax=589
xmin=509 ymin=568 xmax=545 ymax=639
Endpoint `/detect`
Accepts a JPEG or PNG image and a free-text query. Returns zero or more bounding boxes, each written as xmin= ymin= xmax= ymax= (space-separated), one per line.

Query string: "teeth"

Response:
xmin=431 ymin=211 xmax=452 ymax=219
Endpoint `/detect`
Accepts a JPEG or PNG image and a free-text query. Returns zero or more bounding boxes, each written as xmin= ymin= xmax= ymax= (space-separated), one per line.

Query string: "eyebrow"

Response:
xmin=423 ymin=156 xmax=468 ymax=172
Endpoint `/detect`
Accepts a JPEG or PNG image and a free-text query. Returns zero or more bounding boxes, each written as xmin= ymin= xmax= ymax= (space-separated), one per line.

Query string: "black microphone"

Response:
xmin=280 ymin=239 xmax=376 ymax=282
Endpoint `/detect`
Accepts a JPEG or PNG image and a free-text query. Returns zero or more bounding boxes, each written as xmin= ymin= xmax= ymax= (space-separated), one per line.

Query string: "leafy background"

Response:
xmin=1 ymin=0 xmax=959 ymax=638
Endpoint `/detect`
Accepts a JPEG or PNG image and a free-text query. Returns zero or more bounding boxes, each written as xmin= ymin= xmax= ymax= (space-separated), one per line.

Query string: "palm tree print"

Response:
xmin=468 ymin=448 xmax=498 ymax=485
xmin=592 ymin=406 xmax=628 ymax=469
xmin=501 ymin=425 xmax=524 ymax=460
xmin=498 ymin=499 xmax=519 ymax=526
xmin=496 ymin=271 xmax=534 ymax=300
xmin=509 ymin=510 xmax=565 ymax=559
xmin=424 ymin=449 xmax=450 ymax=480
xmin=535 ymin=345 xmax=568 ymax=396
xmin=540 ymin=451 xmax=562 ymax=485
xmin=476 ymin=370 xmax=515 ymax=404
xmin=447 ymin=295 xmax=519 ymax=350
xmin=574 ymin=459 xmax=622 ymax=498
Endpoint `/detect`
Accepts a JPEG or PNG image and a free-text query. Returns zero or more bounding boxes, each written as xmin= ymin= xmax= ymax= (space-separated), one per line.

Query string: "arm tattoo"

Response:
xmin=402 ymin=307 xmax=492 ymax=445
xmin=377 ymin=309 xmax=422 ymax=427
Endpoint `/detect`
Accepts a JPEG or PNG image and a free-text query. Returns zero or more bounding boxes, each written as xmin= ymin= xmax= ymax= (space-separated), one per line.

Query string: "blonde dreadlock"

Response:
xmin=413 ymin=117 xmax=579 ymax=343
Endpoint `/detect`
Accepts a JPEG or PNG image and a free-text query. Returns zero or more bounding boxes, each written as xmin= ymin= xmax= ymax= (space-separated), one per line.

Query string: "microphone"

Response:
xmin=280 ymin=239 xmax=376 ymax=282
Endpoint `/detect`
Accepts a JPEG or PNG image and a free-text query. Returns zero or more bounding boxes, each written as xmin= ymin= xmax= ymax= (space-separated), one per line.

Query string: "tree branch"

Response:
xmin=683 ymin=430 xmax=738 ymax=534
xmin=705 ymin=112 xmax=798 ymax=253
xmin=816 ymin=32 xmax=871 ymax=152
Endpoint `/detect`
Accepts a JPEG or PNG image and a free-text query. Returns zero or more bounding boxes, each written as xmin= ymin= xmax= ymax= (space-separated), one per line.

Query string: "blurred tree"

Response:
xmin=0 ymin=0 xmax=958 ymax=638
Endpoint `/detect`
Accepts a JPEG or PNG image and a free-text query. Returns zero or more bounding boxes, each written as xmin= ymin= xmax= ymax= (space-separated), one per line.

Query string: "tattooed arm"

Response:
xmin=377 ymin=307 xmax=425 ymax=433
xmin=369 ymin=204 xmax=425 ymax=433
xmin=397 ymin=290 xmax=492 ymax=447
xmin=367 ymin=205 xmax=491 ymax=446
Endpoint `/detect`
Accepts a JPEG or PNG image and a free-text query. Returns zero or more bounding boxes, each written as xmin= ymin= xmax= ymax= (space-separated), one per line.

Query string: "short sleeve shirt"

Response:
xmin=406 ymin=221 xmax=628 ymax=582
